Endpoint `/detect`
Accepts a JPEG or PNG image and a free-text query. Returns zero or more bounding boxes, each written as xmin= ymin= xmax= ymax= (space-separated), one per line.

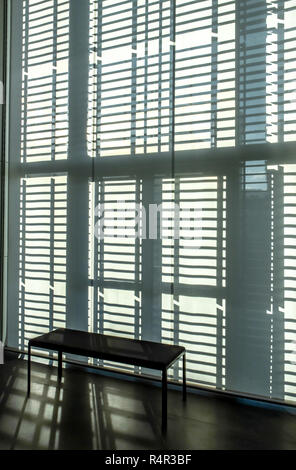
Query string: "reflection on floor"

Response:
xmin=1 ymin=351 xmax=296 ymax=450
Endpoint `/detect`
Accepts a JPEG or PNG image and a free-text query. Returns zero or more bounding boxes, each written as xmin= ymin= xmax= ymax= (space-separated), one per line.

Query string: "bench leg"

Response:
xmin=183 ymin=353 xmax=186 ymax=402
xmin=27 ymin=343 xmax=31 ymax=395
xmin=58 ymin=351 xmax=63 ymax=381
xmin=162 ymin=368 xmax=167 ymax=432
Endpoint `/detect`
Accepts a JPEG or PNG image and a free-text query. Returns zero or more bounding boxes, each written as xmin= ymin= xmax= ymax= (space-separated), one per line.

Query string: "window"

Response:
xmin=5 ymin=0 xmax=296 ymax=402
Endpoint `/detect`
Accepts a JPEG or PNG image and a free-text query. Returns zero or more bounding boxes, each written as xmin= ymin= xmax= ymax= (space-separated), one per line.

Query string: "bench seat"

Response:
xmin=27 ymin=328 xmax=186 ymax=431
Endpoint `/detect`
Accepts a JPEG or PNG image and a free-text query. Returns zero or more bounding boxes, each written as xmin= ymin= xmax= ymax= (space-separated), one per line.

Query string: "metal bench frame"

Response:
xmin=27 ymin=328 xmax=186 ymax=432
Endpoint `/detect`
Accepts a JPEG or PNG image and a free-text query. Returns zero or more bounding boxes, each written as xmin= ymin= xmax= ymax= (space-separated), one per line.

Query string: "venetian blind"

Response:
xmin=5 ymin=0 xmax=296 ymax=402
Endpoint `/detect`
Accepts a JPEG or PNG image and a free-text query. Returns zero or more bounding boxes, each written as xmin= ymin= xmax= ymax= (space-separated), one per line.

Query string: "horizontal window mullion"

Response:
xmin=102 ymin=0 xmax=139 ymax=15
xmin=23 ymin=123 xmax=68 ymax=131
xmin=176 ymin=61 xmax=235 ymax=72
xmin=24 ymin=54 xmax=69 ymax=69
xmin=176 ymin=0 xmax=233 ymax=12
xmin=176 ymin=18 xmax=234 ymax=38
xmin=27 ymin=4 xmax=54 ymax=16
xmin=26 ymin=12 xmax=55 ymax=26
xmin=26 ymin=91 xmax=68 ymax=100
xmin=27 ymin=38 xmax=68 ymax=54
xmin=26 ymin=22 xmax=55 ymax=35
xmin=101 ymin=32 xmax=170 ymax=51
xmin=25 ymin=77 xmax=68 ymax=87
xmin=24 ymin=138 xmax=67 ymax=148
xmin=28 ymin=0 xmax=68 ymax=11
xmin=27 ymin=21 xmax=67 ymax=35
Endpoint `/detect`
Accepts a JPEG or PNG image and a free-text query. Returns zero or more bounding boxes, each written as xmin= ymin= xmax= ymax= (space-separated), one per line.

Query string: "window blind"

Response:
xmin=19 ymin=175 xmax=67 ymax=349
xmin=21 ymin=0 xmax=69 ymax=163
xmin=6 ymin=0 xmax=296 ymax=403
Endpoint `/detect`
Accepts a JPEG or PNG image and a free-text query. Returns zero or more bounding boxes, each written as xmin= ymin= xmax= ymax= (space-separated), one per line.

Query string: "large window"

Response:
xmin=5 ymin=0 xmax=296 ymax=402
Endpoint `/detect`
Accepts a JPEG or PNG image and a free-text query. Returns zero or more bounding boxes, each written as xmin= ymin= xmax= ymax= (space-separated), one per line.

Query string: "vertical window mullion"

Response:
xmin=98 ymin=180 xmax=105 ymax=338
xmin=49 ymin=177 xmax=55 ymax=331
xmin=51 ymin=0 xmax=57 ymax=162
xmin=211 ymin=0 xmax=218 ymax=148
xmin=96 ymin=0 xmax=102 ymax=158
xmin=20 ymin=180 xmax=26 ymax=350
xmin=144 ymin=0 xmax=149 ymax=154
xmin=66 ymin=0 xmax=91 ymax=334
xmin=216 ymin=174 xmax=224 ymax=390
xmin=277 ymin=0 xmax=285 ymax=143
xmin=22 ymin=0 xmax=29 ymax=164
xmin=131 ymin=0 xmax=137 ymax=156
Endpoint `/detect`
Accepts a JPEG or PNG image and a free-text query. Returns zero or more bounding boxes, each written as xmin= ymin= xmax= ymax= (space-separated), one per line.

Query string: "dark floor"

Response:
xmin=1 ymin=352 xmax=296 ymax=450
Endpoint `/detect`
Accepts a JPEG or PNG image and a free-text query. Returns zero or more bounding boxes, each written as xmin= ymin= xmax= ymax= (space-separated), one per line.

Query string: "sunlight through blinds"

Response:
xmin=5 ymin=0 xmax=296 ymax=404
xmin=19 ymin=175 xmax=67 ymax=350
xmin=21 ymin=0 xmax=70 ymax=163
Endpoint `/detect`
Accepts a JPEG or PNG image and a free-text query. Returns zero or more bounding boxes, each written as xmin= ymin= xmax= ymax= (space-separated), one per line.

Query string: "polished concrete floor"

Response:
xmin=1 ymin=351 xmax=296 ymax=450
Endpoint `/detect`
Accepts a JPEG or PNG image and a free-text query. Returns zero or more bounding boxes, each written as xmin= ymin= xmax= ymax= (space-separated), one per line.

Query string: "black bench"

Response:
xmin=27 ymin=328 xmax=186 ymax=431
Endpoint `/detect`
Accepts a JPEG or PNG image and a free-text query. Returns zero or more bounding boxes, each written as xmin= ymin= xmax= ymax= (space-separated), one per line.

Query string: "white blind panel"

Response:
xmin=88 ymin=179 xmax=142 ymax=372
xmin=88 ymin=0 xmax=296 ymax=154
xmin=21 ymin=0 xmax=69 ymax=162
xmin=237 ymin=0 xmax=296 ymax=145
xmin=6 ymin=0 xmax=296 ymax=405
xmin=162 ymin=294 xmax=225 ymax=386
xmin=175 ymin=0 xmax=236 ymax=150
xmin=88 ymin=179 xmax=142 ymax=338
xmin=162 ymin=176 xmax=226 ymax=286
xmin=283 ymin=1 xmax=296 ymax=142
xmin=19 ymin=176 xmax=67 ymax=350
xmin=88 ymin=0 xmax=174 ymax=157
xmin=161 ymin=175 xmax=226 ymax=387
xmin=281 ymin=165 xmax=296 ymax=400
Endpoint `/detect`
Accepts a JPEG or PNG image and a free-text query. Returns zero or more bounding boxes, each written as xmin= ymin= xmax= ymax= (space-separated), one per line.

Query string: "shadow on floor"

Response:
xmin=1 ymin=352 xmax=296 ymax=450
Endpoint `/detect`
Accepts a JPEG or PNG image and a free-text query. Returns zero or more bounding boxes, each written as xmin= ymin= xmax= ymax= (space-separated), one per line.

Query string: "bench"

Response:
xmin=27 ymin=328 xmax=186 ymax=431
